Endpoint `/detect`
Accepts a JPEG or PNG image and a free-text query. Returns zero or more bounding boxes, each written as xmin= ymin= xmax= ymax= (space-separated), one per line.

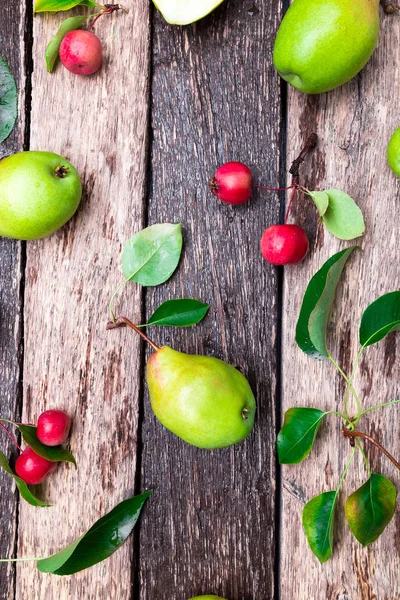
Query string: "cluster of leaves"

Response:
xmin=306 ymin=188 xmax=365 ymax=241
xmin=0 ymin=56 xmax=17 ymax=144
xmin=277 ymin=247 xmax=400 ymax=562
xmin=0 ymin=421 xmax=76 ymax=507
xmin=110 ymin=223 xmax=209 ymax=329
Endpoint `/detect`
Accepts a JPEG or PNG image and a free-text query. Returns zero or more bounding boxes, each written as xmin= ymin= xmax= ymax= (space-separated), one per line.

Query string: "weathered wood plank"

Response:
xmin=281 ymin=8 xmax=400 ymax=599
xmin=15 ymin=5 xmax=150 ymax=598
xmin=139 ymin=3 xmax=282 ymax=598
xmin=0 ymin=1 xmax=27 ymax=597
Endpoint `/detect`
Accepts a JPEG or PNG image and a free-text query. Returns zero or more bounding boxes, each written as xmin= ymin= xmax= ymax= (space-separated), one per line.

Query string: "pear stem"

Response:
xmin=106 ymin=317 xmax=160 ymax=351
xmin=381 ymin=0 xmax=400 ymax=14
xmin=342 ymin=429 xmax=400 ymax=472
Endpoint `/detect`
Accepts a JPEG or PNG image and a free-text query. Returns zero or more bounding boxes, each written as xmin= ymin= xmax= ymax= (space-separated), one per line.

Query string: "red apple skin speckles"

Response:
xmin=260 ymin=224 xmax=309 ymax=266
xmin=59 ymin=30 xmax=103 ymax=76
xmin=15 ymin=447 xmax=57 ymax=485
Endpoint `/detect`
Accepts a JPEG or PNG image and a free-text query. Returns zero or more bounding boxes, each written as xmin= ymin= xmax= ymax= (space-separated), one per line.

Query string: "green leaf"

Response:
xmin=18 ymin=425 xmax=76 ymax=467
xmin=320 ymin=189 xmax=365 ymax=240
xmin=309 ymin=191 xmax=329 ymax=217
xmin=0 ymin=55 xmax=18 ymax=144
xmin=45 ymin=16 xmax=87 ymax=72
xmin=359 ymin=291 xmax=400 ymax=347
xmin=122 ymin=224 xmax=183 ymax=287
xmin=35 ymin=0 xmax=95 ymax=12
xmin=296 ymin=247 xmax=356 ymax=359
xmin=146 ymin=299 xmax=209 ymax=327
xmin=37 ymin=491 xmax=151 ymax=574
xmin=277 ymin=408 xmax=325 ymax=464
xmin=303 ymin=491 xmax=336 ymax=563
xmin=0 ymin=451 xmax=50 ymax=507
xmin=346 ymin=474 xmax=397 ymax=546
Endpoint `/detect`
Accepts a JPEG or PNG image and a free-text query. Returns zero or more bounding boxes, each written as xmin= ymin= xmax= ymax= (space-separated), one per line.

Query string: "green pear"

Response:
xmin=152 ymin=0 xmax=224 ymax=25
xmin=0 ymin=151 xmax=81 ymax=240
xmin=147 ymin=346 xmax=256 ymax=449
xmin=387 ymin=127 xmax=400 ymax=177
xmin=273 ymin=0 xmax=380 ymax=94
xmin=188 ymin=596 xmax=227 ymax=599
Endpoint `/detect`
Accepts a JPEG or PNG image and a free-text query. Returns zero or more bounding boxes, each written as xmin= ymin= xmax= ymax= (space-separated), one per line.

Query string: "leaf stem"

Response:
xmin=358 ymin=399 xmax=400 ymax=417
xmin=343 ymin=347 xmax=364 ymax=421
xmin=355 ymin=439 xmax=372 ymax=476
xmin=336 ymin=447 xmax=356 ymax=497
xmin=0 ymin=557 xmax=42 ymax=563
xmin=325 ymin=410 xmax=353 ymax=428
xmin=328 ymin=354 xmax=361 ymax=419
xmin=109 ymin=278 xmax=130 ymax=322
xmin=106 ymin=317 xmax=160 ymax=352
xmin=343 ymin=430 xmax=400 ymax=472
xmin=0 ymin=422 xmax=22 ymax=452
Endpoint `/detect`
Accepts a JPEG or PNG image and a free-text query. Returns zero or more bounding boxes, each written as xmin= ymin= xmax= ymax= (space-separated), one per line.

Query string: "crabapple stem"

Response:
xmin=284 ymin=186 xmax=297 ymax=224
xmin=289 ymin=133 xmax=318 ymax=183
xmin=89 ymin=4 xmax=126 ymax=31
xmin=106 ymin=317 xmax=160 ymax=352
xmin=253 ymin=184 xmax=294 ymax=192
xmin=342 ymin=429 xmax=400 ymax=472
xmin=0 ymin=422 xmax=22 ymax=452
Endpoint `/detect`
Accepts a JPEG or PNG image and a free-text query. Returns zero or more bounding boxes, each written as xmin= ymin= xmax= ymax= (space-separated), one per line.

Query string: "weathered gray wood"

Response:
xmin=139 ymin=3 xmax=282 ymax=598
xmin=0 ymin=1 xmax=27 ymax=597
xmin=281 ymin=8 xmax=400 ymax=599
xmin=14 ymin=5 xmax=150 ymax=598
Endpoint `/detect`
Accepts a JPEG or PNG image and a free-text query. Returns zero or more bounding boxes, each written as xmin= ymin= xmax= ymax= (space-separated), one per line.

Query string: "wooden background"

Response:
xmin=0 ymin=1 xmax=398 ymax=598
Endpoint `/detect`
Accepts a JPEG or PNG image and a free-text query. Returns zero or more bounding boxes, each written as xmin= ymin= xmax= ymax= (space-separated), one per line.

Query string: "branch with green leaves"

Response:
xmin=278 ymin=247 xmax=400 ymax=562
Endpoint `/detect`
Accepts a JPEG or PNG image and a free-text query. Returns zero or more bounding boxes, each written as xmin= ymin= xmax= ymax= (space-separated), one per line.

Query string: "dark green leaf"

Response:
xmin=35 ymin=0 xmax=95 ymax=11
xmin=0 ymin=55 xmax=18 ymax=144
xmin=346 ymin=474 xmax=397 ymax=546
xmin=303 ymin=491 xmax=336 ymax=562
xmin=277 ymin=408 xmax=325 ymax=464
xmin=45 ymin=16 xmax=87 ymax=72
xmin=308 ymin=191 xmax=329 ymax=217
xmin=37 ymin=491 xmax=151 ymax=574
xmin=359 ymin=291 xmax=400 ymax=347
xmin=0 ymin=451 xmax=50 ymax=507
xmin=146 ymin=299 xmax=209 ymax=327
xmin=321 ymin=189 xmax=365 ymax=240
xmin=122 ymin=224 xmax=182 ymax=287
xmin=18 ymin=425 xmax=76 ymax=467
xmin=296 ymin=247 xmax=356 ymax=359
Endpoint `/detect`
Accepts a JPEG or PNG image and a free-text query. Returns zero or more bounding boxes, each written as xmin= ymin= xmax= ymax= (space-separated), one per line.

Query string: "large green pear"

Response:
xmin=0 ymin=151 xmax=81 ymax=240
xmin=188 ymin=596 xmax=227 ymax=599
xmin=273 ymin=0 xmax=380 ymax=94
xmin=147 ymin=346 xmax=256 ymax=449
xmin=153 ymin=0 xmax=224 ymax=25
xmin=387 ymin=127 xmax=400 ymax=177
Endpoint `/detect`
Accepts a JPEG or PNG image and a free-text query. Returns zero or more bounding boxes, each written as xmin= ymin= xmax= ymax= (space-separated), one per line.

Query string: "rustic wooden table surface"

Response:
xmin=0 ymin=1 xmax=399 ymax=598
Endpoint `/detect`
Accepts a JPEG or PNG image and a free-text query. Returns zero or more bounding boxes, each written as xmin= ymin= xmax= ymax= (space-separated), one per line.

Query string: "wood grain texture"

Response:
xmin=0 ymin=1 xmax=27 ymax=597
xmin=138 ymin=2 xmax=282 ymax=599
xmin=15 ymin=4 xmax=150 ymax=598
xmin=280 ymin=8 xmax=400 ymax=599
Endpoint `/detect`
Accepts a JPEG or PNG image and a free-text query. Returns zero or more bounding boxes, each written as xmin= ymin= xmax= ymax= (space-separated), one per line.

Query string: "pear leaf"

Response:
xmin=0 ymin=55 xmax=18 ymax=144
xmin=146 ymin=299 xmax=209 ymax=327
xmin=321 ymin=189 xmax=365 ymax=240
xmin=296 ymin=247 xmax=356 ymax=359
xmin=35 ymin=0 xmax=95 ymax=12
xmin=45 ymin=16 xmax=87 ymax=72
xmin=37 ymin=491 xmax=151 ymax=574
xmin=122 ymin=224 xmax=183 ymax=287
xmin=0 ymin=451 xmax=50 ymax=507
xmin=359 ymin=291 xmax=400 ymax=347
xmin=18 ymin=425 xmax=76 ymax=467
xmin=277 ymin=408 xmax=325 ymax=464
xmin=308 ymin=191 xmax=329 ymax=217
xmin=345 ymin=474 xmax=397 ymax=546
xmin=303 ymin=491 xmax=336 ymax=563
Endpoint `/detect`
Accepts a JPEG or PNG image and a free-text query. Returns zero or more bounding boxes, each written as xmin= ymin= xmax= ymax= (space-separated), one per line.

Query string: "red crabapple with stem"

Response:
xmin=209 ymin=134 xmax=317 ymax=266
xmin=15 ymin=447 xmax=57 ymax=485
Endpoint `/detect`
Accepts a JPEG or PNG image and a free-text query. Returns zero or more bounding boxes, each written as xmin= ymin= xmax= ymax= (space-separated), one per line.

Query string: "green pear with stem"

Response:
xmin=387 ymin=126 xmax=400 ymax=177
xmin=107 ymin=317 xmax=256 ymax=449
xmin=0 ymin=151 xmax=81 ymax=240
xmin=273 ymin=0 xmax=380 ymax=94
xmin=153 ymin=0 xmax=224 ymax=25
